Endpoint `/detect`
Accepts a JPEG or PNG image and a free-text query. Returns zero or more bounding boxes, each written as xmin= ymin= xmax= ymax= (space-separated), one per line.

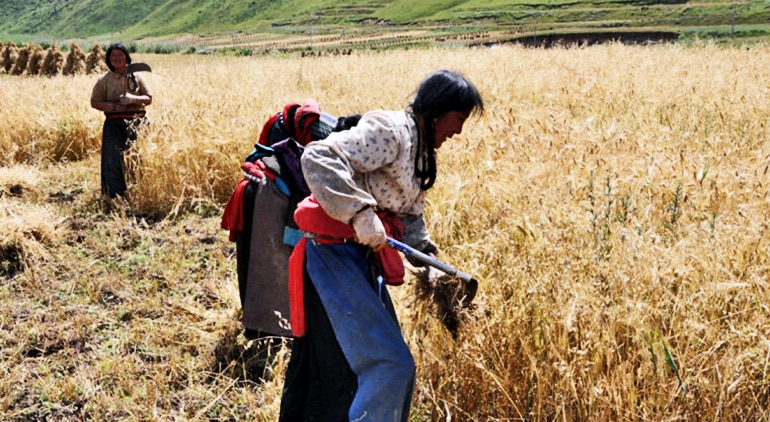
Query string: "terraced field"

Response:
xmin=146 ymin=0 xmax=768 ymax=55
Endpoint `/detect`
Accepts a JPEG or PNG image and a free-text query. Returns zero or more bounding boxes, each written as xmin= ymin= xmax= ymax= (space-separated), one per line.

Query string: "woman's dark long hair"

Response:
xmin=104 ymin=42 xmax=132 ymax=72
xmin=410 ymin=69 xmax=484 ymax=190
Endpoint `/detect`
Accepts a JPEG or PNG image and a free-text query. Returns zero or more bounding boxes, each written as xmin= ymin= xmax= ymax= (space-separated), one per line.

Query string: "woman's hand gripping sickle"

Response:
xmin=352 ymin=207 xmax=387 ymax=251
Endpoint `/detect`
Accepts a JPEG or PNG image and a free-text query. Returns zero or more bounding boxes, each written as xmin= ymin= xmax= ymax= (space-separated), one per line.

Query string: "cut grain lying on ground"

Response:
xmin=1 ymin=43 xmax=769 ymax=421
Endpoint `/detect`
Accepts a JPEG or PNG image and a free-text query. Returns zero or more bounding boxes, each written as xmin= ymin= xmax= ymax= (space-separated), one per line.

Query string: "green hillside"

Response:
xmin=1 ymin=0 xmax=768 ymax=47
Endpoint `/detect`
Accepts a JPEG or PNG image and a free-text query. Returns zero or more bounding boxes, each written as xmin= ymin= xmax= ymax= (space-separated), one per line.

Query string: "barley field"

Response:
xmin=1 ymin=42 xmax=769 ymax=421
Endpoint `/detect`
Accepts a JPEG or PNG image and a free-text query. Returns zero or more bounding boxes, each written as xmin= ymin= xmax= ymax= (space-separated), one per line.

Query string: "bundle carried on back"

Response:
xmin=221 ymin=99 xmax=360 ymax=339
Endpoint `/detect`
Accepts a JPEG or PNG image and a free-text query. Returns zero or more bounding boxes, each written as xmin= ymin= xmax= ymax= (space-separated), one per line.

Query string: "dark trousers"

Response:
xmin=101 ymin=118 xmax=143 ymax=198
xmin=279 ymin=271 xmax=357 ymax=422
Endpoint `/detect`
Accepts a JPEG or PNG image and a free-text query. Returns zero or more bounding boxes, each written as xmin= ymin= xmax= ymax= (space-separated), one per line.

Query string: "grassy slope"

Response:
xmin=0 ymin=0 xmax=167 ymax=39
xmin=1 ymin=0 xmax=768 ymax=43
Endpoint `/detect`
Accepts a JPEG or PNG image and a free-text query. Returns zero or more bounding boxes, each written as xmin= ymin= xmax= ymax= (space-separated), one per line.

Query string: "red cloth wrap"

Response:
xmin=220 ymin=178 xmax=250 ymax=242
xmin=375 ymin=213 xmax=405 ymax=286
xmin=293 ymin=99 xmax=321 ymax=146
xmin=288 ymin=195 xmax=405 ymax=337
xmin=220 ymin=162 xmax=281 ymax=242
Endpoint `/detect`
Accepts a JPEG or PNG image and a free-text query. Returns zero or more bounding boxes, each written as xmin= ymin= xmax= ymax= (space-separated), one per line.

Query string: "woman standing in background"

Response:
xmin=90 ymin=42 xmax=152 ymax=199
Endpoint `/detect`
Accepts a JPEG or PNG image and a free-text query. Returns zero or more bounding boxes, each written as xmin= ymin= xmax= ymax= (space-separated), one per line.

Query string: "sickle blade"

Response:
xmin=127 ymin=62 xmax=152 ymax=73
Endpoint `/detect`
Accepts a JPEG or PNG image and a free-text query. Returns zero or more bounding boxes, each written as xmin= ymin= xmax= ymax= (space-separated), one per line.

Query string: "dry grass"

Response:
xmin=1 ymin=41 xmax=769 ymax=421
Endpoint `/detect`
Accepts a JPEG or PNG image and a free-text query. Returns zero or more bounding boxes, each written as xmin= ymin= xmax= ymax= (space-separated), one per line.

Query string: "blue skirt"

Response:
xmin=280 ymin=241 xmax=415 ymax=421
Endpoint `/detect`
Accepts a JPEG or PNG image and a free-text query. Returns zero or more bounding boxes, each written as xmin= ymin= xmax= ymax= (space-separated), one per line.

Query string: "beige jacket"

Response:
xmin=91 ymin=70 xmax=151 ymax=113
xmin=301 ymin=110 xmax=425 ymax=224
